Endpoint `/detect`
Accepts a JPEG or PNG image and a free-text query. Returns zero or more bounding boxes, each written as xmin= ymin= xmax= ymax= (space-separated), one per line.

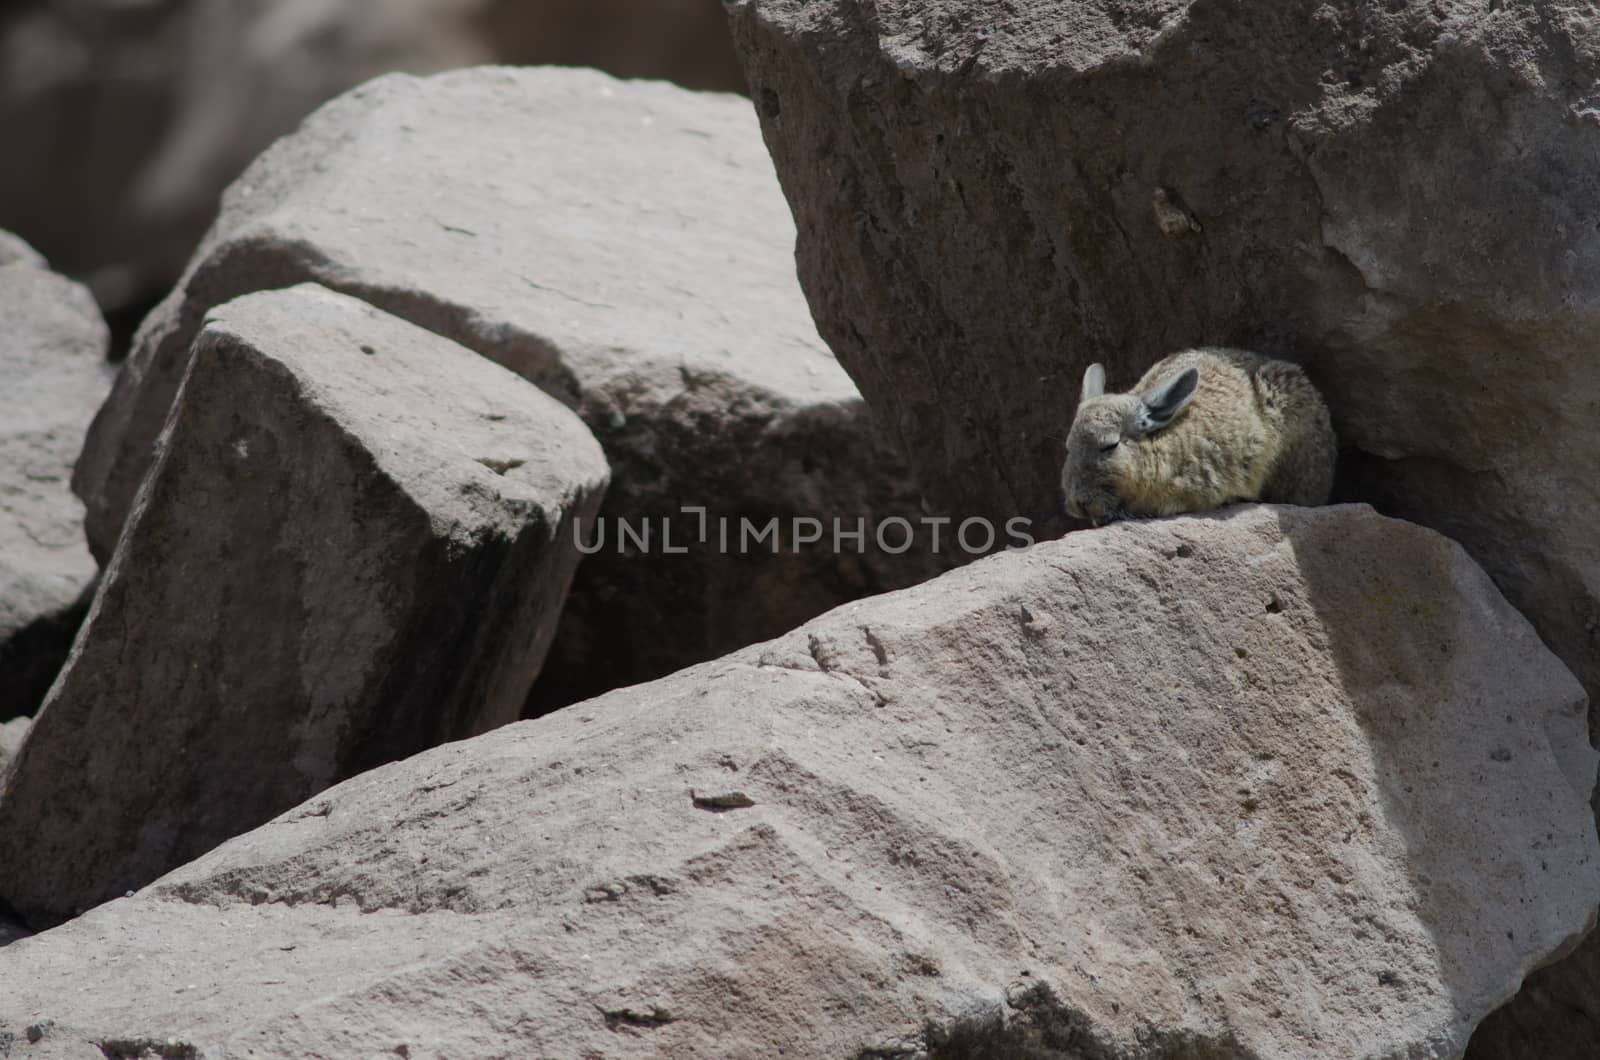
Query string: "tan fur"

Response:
xmin=1060 ymin=347 xmax=1336 ymax=524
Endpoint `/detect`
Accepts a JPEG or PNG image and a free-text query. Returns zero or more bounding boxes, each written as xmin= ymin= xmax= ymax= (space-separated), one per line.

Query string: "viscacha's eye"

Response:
xmin=1099 ymin=440 xmax=1120 ymax=453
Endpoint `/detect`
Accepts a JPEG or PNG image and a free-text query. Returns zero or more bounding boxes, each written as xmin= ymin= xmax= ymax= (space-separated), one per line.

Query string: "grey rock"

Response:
xmin=0 ymin=240 xmax=111 ymax=720
xmin=0 ymin=283 xmax=609 ymax=927
xmin=723 ymin=0 xmax=1600 ymax=723
xmin=0 ymin=505 xmax=1593 ymax=1058
xmin=0 ymin=0 xmax=741 ymax=314
xmin=74 ymin=65 xmax=939 ymax=712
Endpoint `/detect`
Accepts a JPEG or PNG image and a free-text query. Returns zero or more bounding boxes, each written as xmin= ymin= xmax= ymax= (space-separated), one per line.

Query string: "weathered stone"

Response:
xmin=0 ymin=283 xmax=608 ymax=927
xmin=0 ymin=239 xmax=111 ymax=720
xmin=723 ymin=0 xmax=1600 ymax=724
xmin=0 ymin=0 xmax=742 ymax=314
xmin=0 ymin=505 xmax=1592 ymax=1058
xmin=73 ymin=65 xmax=938 ymax=713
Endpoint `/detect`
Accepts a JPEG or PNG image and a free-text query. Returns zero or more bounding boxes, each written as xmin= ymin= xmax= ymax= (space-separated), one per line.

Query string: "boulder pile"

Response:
xmin=71 ymin=67 xmax=939 ymax=714
xmin=0 ymin=284 xmax=608 ymax=925
xmin=1 ymin=2 xmax=1597 ymax=1049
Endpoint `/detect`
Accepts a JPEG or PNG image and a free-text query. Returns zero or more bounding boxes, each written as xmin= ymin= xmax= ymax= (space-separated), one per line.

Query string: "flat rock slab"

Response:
xmin=0 ymin=283 xmax=608 ymax=927
xmin=74 ymin=66 xmax=936 ymax=710
xmin=0 ymin=237 xmax=111 ymax=719
xmin=1 ymin=505 xmax=1593 ymax=1058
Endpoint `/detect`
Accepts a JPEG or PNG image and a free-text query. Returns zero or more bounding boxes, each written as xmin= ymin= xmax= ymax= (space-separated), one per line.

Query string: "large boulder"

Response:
xmin=0 ymin=235 xmax=111 ymax=720
xmin=0 ymin=283 xmax=608 ymax=927
xmin=0 ymin=0 xmax=742 ymax=315
xmin=73 ymin=66 xmax=938 ymax=713
xmin=723 ymin=0 xmax=1600 ymax=726
xmin=0 ymin=505 xmax=1593 ymax=1058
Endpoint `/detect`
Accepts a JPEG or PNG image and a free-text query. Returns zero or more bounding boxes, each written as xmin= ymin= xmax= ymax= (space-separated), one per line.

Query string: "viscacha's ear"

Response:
xmin=1136 ymin=366 xmax=1199 ymax=433
xmin=1079 ymin=363 xmax=1106 ymax=405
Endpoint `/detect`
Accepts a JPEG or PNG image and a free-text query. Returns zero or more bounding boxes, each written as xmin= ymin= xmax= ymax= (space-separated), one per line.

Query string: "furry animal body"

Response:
xmin=1060 ymin=347 xmax=1336 ymax=524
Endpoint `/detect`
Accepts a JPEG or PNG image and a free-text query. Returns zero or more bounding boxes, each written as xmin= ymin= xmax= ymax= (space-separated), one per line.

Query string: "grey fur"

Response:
xmin=1060 ymin=347 xmax=1336 ymax=524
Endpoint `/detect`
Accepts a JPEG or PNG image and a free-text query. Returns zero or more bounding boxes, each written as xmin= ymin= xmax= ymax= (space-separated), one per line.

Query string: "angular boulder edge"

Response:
xmin=0 ymin=504 xmax=1593 ymax=1058
xmin=0 ymin=284 xmax=609 ymax=927
xmin=69 ymin=65 xmax=941 ymax=711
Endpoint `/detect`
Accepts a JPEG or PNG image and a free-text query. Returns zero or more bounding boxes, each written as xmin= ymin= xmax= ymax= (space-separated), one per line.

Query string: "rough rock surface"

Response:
xmin=0 ymin=284 xmax=608 ymax=927
xmin=724 ymin=0 xmax=1600 ymax=724
xmin=0 ymin=0 xmax=742 ymax=315
xmin=0 ymin=237 xmax=111 ymax=720
xmin=74 ymin=65 xmax=938 ymax=712
xmin=0 ymin=505 xmax=1593 ymax=1058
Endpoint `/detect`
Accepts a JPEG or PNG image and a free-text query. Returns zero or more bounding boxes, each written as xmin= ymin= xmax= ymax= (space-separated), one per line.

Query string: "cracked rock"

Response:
xmin=0 ymin=505 xmax=1592 ymax=1057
